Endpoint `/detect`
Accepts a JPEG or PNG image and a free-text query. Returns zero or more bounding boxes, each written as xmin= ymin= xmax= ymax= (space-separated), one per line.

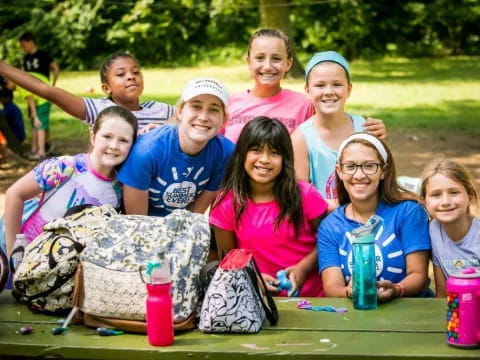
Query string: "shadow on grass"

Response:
xmin=350 ymin=100 xmax=480 ymax=135
xmin=353 ymin=57 xmax=480 ymax=83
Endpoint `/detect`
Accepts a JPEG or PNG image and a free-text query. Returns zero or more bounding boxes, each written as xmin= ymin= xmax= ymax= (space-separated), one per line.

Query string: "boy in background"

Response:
xmin=19 ymin=32 xmax=59 ymax=157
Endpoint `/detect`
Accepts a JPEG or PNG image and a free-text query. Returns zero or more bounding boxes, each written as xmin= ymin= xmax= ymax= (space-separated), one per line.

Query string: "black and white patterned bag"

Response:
xmin=199 ymin=249 xmax=278 ymax=333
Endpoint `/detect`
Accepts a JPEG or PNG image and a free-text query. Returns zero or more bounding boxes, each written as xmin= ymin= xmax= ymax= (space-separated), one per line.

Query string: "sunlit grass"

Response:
xmin=14 ymin=56 xmax=480 ymax=142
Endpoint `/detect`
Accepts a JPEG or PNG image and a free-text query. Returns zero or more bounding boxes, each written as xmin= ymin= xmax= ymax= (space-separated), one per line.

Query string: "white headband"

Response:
xmin=337 ymin=133 xmax=388 ymax=163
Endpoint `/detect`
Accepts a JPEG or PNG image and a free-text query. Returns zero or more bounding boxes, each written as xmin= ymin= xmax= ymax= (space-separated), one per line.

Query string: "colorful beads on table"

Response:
xmin=446 ymin=291 xmax=460 ymax=342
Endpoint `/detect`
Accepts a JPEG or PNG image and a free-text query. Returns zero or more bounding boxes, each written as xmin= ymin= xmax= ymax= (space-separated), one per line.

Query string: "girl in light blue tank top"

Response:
xmin=291 ymin=51 xmax=387 ymax=208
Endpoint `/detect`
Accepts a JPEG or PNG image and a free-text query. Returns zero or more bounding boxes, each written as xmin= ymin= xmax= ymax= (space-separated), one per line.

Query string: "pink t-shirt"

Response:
xmin=209 ymin=181 xmax=328 ymax=297
xmin=225 ymin=89 xmax=314 ymax=143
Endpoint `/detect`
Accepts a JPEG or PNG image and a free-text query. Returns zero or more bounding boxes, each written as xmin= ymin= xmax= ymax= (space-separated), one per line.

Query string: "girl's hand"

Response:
xmin=285 ymin=264 xmax=308 ymax=296
xmin=261 ymin=273 xmax=279 ymax=294
xmin=363 ymin=117 xmax=387 ymax=140
xmin=138 ymin=123 xmax=160 ymax=135
xmin=377 ymin=280 xmax=398 ymax=302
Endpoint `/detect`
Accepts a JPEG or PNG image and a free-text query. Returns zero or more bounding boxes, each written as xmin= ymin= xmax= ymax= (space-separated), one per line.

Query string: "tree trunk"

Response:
xmin=259 ymin=0 xmax=304 ymax=78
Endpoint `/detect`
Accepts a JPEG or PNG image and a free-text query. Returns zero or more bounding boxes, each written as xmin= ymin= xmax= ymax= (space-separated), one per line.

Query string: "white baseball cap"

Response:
xmin=181 ymin=78 xmax=229 ymax=106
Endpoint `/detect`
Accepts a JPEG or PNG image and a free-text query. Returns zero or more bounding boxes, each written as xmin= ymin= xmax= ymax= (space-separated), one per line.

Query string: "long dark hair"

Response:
xmin=336 ymin=136 xmax=417 ymax=206
xmin=214 ymin=116 xmax=303 ymax=236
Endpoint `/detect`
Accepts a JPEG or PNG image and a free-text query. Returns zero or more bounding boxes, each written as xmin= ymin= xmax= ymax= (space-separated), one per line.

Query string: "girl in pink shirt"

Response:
xmin=224 ymin=28 xmax=314 ymax=143
xmin=210 ymin=116 xmax=328 ymax=297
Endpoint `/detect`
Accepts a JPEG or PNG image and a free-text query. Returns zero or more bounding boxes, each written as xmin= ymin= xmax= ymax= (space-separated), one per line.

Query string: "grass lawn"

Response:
xmin=13 ymin=56 xmax=480 ymax=145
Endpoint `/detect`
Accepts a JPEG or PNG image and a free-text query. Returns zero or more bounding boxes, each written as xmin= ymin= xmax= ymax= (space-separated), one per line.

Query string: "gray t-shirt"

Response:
xmin=430 ymin=217 xmax=480 ymax=277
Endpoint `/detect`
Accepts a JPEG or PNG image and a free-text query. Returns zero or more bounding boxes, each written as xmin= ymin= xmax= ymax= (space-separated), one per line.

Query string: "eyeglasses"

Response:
xmin=340 ymin=162 xmax=382 ymax=175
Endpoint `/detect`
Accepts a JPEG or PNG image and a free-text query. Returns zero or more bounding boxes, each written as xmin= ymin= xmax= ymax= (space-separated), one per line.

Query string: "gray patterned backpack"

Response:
xmin=74 ymin=209 xmax=211 ymax=332
xmin=12 ymin=205 xmax=117 ymax=313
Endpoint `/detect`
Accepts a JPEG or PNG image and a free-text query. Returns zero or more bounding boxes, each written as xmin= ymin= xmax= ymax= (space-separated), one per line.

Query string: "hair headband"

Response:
xmin=337 ymin=133 xmax=388 ymax=163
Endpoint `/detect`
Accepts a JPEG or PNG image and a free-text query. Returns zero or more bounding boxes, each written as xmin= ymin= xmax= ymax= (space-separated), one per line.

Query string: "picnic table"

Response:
xmin=1 ymin=291 xmax=479 ymax=359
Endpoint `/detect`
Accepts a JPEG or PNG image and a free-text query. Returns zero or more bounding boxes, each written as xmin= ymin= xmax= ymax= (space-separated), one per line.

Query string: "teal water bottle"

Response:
xmin=351 ymin=216 xmax=381 ymax=310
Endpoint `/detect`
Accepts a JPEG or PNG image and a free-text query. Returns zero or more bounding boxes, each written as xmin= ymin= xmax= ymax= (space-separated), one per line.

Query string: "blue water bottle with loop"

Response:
xmin=351 ymin=215 xmax=382 ymax=310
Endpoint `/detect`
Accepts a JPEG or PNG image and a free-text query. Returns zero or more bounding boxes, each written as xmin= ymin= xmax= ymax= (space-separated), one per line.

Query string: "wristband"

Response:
xmin=394 ymin=283 xmax=405 ymax=297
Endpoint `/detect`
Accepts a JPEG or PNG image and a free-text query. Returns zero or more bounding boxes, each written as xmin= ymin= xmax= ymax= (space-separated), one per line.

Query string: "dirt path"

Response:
xmin=0 ymin=129 xmax=479 ymax=217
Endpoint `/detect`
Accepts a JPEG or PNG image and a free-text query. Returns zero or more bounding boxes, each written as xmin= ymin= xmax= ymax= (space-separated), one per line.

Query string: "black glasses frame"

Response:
xmin=340 ymin=162 xmax=382 ymax=175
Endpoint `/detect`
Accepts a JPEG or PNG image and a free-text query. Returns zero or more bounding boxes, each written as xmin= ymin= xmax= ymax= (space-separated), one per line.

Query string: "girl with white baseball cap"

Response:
xmin=118 ymin=78 xmax=235 ymax=217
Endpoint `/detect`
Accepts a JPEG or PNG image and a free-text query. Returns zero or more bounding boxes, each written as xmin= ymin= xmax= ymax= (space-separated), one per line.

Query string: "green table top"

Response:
xmin=1 ymin=292 xmax=479 ymax=359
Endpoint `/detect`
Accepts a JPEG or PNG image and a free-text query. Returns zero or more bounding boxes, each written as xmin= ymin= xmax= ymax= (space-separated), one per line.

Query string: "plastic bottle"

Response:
xmin=145 ymin=252 xmax=174 ymax=346
xmin=10 ymin=234 xmax=27 ymax=272
xmin=351 ymin=216 xmax=381 ymax=310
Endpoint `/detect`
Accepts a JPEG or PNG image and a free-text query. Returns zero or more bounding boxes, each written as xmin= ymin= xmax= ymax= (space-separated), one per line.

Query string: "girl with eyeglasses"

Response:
xmin=317 ymin=133 xmax=432 ymax=302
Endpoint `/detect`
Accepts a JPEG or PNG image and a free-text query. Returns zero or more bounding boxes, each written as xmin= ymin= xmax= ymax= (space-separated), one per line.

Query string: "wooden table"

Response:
xmin=1 ymin=291 xmax=479 ymax=359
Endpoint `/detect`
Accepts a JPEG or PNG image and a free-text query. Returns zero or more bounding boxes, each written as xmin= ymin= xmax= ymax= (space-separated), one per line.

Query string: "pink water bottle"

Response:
xmin=446 ymin=266 xmax=480 ymax=347
xmin=146 ymin=253 xmax=174 ymax=346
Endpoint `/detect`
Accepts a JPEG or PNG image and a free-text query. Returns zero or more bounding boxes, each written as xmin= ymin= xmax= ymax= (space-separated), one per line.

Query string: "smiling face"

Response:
xmin=423 ymin=173 xmax=472 ymax=225
xmin=244 ymin=144 xmax=283 ymax=190
xmin=247 ymin=36 xmax=292 ymax=94
xmin=89 ymin=116 xmax=135 ymax=177
xmin=101 ymin=56 xmax=144 ymax=109
xmin=305 ymin=61 xmax=351 ymax=116
xmin=177 ymin=94 xmax=226 ymax=153
xmin=337 ymin=142 xmax=385 ymax=204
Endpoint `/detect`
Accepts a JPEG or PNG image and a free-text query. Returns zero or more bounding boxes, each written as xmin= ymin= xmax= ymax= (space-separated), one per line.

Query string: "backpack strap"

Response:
xmin=245 ymin=257 xmax=279 ymax=326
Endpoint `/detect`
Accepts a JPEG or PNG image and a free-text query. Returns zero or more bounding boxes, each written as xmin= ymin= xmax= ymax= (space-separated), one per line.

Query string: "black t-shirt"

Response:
xmin=23 ymin=50 xmax=52 ymax=79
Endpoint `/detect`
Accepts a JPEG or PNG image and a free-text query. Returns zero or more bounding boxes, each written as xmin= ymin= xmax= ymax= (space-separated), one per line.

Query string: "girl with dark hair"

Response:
xmin=0 ymin=52 xmax=173 ymax=131
xmin=318 ymin=133 xmax=431 ymax=302
xmin=210 ymin=116 xmax=328 ymax=297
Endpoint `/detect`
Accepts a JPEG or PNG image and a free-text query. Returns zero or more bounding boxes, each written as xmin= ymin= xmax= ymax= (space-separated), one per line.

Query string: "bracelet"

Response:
xmin=394 ymin=283 xmax=405 ymax=297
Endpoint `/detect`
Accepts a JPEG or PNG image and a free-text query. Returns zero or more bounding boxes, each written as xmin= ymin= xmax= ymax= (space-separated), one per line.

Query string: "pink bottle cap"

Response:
xmin=462 ymin=267 xmax=478 ymax=275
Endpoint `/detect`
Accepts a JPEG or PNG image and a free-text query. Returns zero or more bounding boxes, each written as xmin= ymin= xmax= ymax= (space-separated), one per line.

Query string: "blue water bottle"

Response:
xmin=351 ymin=216 xmax=381 ymax=310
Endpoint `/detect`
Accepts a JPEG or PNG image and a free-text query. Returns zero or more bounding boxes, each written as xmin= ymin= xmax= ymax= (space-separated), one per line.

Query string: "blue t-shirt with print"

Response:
xmin=318 ymin=200 xmax=431 ymax=284
xmin=118 ymin=124 xmax=235 ymax=217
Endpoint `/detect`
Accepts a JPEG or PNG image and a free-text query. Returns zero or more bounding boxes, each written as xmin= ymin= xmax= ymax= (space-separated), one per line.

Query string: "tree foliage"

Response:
xmin=0 ymin=0 xmax=478 ymax=70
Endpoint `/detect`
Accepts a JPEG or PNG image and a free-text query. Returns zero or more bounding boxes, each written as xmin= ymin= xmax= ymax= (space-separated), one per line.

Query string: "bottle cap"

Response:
xmin=351 ymin=215 xmax=382 ymax=244
xmin=146 ymin=252 xmax=170 ymax=284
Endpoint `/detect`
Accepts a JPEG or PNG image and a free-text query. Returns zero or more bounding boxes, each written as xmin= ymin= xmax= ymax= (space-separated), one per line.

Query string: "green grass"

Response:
xmin=14 ymin=56 xmax=480 ymax=144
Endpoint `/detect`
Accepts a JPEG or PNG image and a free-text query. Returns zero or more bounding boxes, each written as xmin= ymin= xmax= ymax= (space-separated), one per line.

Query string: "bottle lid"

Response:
xmin=351 ymin=215 xmax=382 ymax=244
xmin=146 ymin=252 xmax=170 ymax=284
xmin=449 ymin=266 xmax=480 ymax=279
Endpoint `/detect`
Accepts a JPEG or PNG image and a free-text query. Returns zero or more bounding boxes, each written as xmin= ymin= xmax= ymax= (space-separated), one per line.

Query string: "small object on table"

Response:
xmin=276 ymin=270 xmax=299 ymax=297
xmin=297 ymin=300 xmax=348 ymax=313
xmin=19 ymin=326 xmax=33 ymax=335
xmin=97 ymin=327 xmax=124 ymax=336
xmin=51 ymin=306 xmax=78 ymax=335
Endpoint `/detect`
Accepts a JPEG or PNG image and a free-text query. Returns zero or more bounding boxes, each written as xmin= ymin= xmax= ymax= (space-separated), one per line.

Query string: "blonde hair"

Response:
xmin=420 ymin=157 xmax=478 ymax=216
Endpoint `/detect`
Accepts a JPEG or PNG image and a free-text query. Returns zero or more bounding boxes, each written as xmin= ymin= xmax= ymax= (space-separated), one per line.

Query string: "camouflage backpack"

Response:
xmin=75 ymin=209 xmax=211 ymax=332
xmin=12 ymin=205 xmax=117 ymax=313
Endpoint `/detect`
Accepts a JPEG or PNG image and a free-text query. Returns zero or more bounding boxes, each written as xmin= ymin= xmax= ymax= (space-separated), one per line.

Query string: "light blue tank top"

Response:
xmin=299 ymin=114 xmax=364 ymax=198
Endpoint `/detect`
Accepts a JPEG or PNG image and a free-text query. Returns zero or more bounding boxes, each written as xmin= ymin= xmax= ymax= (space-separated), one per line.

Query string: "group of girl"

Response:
xmin=1 ymin=28 xmax=478 ymax=300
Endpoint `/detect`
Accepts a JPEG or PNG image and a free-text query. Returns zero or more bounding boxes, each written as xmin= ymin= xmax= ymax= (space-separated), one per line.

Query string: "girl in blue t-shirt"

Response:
xmin=317 ymin=133 xmax=431 ymax=302
xmin=117 ymin=78 xmax=235 ymax=217
xmin=420 ymin=157 xmax=480 ymax=297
